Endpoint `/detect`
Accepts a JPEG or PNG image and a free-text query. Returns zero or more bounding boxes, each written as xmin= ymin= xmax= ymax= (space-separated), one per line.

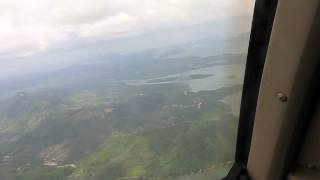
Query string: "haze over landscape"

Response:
xmin=0 ymin=0 xmax=254 ymax=179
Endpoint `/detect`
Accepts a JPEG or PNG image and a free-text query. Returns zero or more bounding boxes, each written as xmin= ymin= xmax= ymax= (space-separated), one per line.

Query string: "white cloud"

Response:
xmin=0 ymin=0 xmax=254 ymax=57
xmin=0 ymin=0 xmax=255 ymax=80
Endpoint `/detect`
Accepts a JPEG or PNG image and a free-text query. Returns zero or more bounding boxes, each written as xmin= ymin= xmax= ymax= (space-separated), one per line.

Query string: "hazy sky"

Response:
xmin=0 ymin=0 xmax=254 ymax=80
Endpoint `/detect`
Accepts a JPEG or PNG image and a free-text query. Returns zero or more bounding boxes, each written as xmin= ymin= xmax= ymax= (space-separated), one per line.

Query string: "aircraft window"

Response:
xmin=0 ymin=0 xmax=255 ymax=179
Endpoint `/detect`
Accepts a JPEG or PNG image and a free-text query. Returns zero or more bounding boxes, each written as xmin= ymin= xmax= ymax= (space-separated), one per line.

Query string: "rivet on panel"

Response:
xmin=277 ymin=92 xmax=288 ymax=102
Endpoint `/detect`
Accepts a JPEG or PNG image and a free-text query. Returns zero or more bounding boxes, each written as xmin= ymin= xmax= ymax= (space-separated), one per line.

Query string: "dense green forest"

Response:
xmin=0 ymin=53 xmax=244 ymax=180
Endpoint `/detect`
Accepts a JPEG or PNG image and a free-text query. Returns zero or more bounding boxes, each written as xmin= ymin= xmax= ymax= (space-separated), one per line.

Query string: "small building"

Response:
xmin=44 ymin=160 xmax=58 ymax=167
xmin=2 ymin=155 xmax=10 ymax=163
xmin=104 ymin=107 xmax=115 ymax=113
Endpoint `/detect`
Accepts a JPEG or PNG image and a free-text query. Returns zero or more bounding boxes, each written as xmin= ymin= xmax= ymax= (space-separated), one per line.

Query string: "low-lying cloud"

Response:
xmin=0 ymin=0 xmax=253 ymax=56
xmin=0 ymin=0 xmax=254 ymax=79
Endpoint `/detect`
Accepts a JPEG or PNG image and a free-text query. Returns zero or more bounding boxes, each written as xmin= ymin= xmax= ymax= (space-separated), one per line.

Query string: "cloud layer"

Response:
xmin=0 ymin=0 xmax=254 ymax=57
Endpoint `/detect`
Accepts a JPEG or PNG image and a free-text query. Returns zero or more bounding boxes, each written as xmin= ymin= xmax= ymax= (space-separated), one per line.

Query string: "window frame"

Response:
xmin=222 ymin=0 xmax=279 ymax=179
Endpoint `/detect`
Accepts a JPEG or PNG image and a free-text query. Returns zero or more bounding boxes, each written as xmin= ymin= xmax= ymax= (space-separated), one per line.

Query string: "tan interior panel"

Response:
xmin=247 ymin=0 xmax=320 ymax=179
xmin=287 ymin=100 xmax=320 ymax=179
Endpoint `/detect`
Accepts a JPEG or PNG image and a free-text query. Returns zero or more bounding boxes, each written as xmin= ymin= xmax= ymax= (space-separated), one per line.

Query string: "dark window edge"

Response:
xmin=222 ymin=0 xmax=278 ymax=179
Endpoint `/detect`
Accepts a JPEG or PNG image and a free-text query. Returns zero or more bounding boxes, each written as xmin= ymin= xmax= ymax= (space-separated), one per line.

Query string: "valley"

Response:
xmin=0 ymin=52 xmax=246 ymax=180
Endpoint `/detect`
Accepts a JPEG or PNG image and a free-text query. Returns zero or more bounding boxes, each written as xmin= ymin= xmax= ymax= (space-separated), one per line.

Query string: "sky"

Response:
xmin=0 ymin=0 xmax=254 ymax=80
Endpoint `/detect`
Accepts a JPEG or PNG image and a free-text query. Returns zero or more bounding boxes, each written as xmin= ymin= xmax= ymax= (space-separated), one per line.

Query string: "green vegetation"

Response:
xmin=16 ymin=167 xmax=73 ymax=180
xmin=0 ymin=53 xmax=245 ymax=180
xmin=72 ymin=114 xmax=237 ymax=180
